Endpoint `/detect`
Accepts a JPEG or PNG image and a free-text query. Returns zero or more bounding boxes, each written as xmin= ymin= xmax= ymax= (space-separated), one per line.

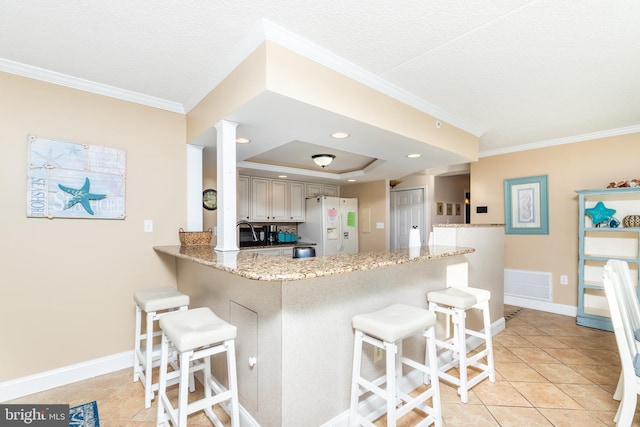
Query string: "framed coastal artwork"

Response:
xmin=436 ymin=202 xmax=444 ymax=215
xmin=504 ymin=175 xmax=549 ymax=234
xmin=446 ymin=203 xmax=452 ymax=215
xmin=26 ymin=135 xmax=126 ymax=219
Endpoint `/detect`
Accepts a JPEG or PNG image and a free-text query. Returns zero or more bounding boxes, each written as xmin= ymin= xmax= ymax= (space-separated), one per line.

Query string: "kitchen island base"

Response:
xmin=155 ymin=244 xmax=504 ymax=427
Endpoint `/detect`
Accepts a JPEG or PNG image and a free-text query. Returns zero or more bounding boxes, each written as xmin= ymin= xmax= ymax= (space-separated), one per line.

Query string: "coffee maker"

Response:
xmin=263 ymin=224 xmax=278 ymax=244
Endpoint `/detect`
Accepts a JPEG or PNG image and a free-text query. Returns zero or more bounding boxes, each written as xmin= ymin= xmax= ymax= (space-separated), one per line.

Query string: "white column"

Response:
xmin=186 ymin=144 xmax=204 ymax=231
xmin=215 ymin=120 xmax=239 ymax=251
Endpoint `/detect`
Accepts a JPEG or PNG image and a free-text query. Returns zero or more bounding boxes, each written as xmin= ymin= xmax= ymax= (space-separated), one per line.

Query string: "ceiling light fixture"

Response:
xmin=331 ymin=132 xmax=350 ymax=139
xmin=406 ymin=153 xmax=422 ymax=158
xmin=312 ymin=154 xmax=336 ymax=168
xmin=236 ymin=137 xmax=251 ymax=144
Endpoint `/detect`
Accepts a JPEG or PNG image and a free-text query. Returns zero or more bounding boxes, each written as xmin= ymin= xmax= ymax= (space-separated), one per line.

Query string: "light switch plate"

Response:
xmin=144 ymin=219 xmax=153 ymax=232
xmin=376 ymin=222 xmax=384 ymax=229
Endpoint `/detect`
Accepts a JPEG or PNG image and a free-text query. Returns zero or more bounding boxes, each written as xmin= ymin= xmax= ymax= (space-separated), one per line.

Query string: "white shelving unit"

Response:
xmin=576 ymin=187 xmax=640 ymax=331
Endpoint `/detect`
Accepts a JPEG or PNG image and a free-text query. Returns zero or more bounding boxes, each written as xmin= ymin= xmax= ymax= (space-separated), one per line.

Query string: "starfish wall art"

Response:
xmin=26 ymin=135 xmax=126 ymax=219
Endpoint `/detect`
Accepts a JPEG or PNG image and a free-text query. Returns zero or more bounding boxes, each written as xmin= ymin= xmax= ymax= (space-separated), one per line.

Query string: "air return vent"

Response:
xmin=504 ymin=269 xmax=552 ymax=302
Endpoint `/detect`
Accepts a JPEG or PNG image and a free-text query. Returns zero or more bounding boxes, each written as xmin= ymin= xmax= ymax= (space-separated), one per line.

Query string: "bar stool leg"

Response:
xmin=178 ymin=350 xmax=191 ymax=427
xmin=385 ymin=341 xmax=397 ymax=427
xmin=425 ymin=326 xmax=443 ymax=427
xmin=134 ymin=305 xmax=142 ymax=382
xmin=144 ymin=310 xmax=155 ymax=408
xmin=481 ymin=301 xmax=496 ymax=382
xmin=226 ymin=340 xmax=240 ymax=426
xmin=349 ymin=330 xmax=364 ymax=425
xmin=455 ymin=308 xmax=469 ymax=403
xmin=157 ymin=333 xmax=170 ymax=427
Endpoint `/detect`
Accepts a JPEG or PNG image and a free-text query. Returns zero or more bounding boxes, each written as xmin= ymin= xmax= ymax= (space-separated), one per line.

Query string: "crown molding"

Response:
xmin=0 ymin=58 xmax=185 ymax=114
xmin=479 ymin=124 xmax=640 ymax=157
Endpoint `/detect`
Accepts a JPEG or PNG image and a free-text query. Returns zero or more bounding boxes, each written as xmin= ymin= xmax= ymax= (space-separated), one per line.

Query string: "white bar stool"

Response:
xmin=350 ymin=303 xmax=442 ymax=427
xmin=157 ymin=307 xmax=239 ymax=427
xmin=134 ymin=287 xmax=190 ymax=408
xmin=427 ymin=286 xmax=495 ymax=403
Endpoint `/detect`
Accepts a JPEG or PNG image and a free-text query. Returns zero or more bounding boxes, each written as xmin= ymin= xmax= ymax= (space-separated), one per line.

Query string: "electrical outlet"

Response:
xmin=560 ymin=275 xmax=568 ymax=285
xmin=373 ymin=346 xmax=383 ymax=363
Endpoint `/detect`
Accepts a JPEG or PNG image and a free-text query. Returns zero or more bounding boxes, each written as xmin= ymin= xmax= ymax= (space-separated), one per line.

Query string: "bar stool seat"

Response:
xmin=157 ymin=307 xmax=239 ymax=427
xmin=427 ymin=286 xmax=495 ymax=403
xmin=134 ymin=287 xmax=190 ymax=408
xmin=350 ymin=303 xmax=442 ymax=427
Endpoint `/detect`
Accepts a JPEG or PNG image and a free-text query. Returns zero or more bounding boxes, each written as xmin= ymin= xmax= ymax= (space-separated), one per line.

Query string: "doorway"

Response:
xmin=390 ymin=187 xmax=426 ymax=249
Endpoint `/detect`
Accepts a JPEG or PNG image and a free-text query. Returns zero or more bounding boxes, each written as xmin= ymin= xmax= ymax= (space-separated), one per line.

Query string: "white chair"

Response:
xmin=157 ymin=307 xmax=239 ymax=427
xmin=134 ymin=287 xmax=190 ymax=408
xmin=349 ymin=303 xmax=442 ymax=427
xmin=602 ymin=259 xmax=640 ymax=426
xmin=426 ymin=285 xmax=495 ymax=403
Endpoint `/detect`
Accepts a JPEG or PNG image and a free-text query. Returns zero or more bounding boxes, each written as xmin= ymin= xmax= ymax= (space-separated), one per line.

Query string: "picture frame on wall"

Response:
xmin=446 ymin=203 xmax=452 ymax=215
xmin=504 ymin=174 xmax=549 ymax=234
xmin=455 ymin=203 xmax=461 ymax=215
xmin=436 ymin=202 xmax=443 ymax=215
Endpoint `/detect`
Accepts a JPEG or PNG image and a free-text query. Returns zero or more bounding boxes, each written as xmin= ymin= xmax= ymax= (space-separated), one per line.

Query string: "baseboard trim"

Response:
xmin=504 ymin=296 xmax=577 ymax=317
xmin=1 ymin=351 xmax=260 ymax=426
xmin=0 ymin=351 xmax=134 ymax=402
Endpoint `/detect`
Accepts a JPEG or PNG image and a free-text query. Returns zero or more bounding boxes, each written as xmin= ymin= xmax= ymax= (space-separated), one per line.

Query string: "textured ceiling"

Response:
xmin=2 ymin=0 xmax=639 ymax=180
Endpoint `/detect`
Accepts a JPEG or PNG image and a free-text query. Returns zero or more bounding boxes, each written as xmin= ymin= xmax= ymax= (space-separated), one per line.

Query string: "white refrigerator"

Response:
xmin=298 ymin=196 xmax=359 ymax=256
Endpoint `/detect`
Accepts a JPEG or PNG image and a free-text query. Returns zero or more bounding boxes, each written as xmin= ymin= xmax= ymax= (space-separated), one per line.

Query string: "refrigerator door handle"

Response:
xmin=338 ymin=213 xmax=343 ymax=252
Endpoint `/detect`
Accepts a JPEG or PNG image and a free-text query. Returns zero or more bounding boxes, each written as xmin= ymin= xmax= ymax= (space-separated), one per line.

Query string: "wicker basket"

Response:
xmin=179 ymin=228 xmax=212 ymax=246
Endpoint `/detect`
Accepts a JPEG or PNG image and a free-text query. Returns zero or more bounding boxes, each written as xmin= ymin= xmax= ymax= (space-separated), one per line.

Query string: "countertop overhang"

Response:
xmin=153 ymin=245 xmax=474 ymax=281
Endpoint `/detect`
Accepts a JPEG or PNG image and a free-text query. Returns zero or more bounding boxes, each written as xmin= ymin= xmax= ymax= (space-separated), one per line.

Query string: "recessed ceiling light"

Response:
xmin=407 ymin=153 xmax=422 ymax=158
xmin=278 ymin=175 xmax=288 ymax=178
xmin=236 ymin=137 xmax=251 ymax=144
xmin=347 ymin=179 xmax=357 ymax=182
xmin=331 ymin=132 xmax=350 ymax=139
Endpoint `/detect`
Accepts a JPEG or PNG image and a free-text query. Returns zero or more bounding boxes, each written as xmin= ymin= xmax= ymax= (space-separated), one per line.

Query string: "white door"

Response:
xmin=390 ymin=188 xmax=425 ymax=249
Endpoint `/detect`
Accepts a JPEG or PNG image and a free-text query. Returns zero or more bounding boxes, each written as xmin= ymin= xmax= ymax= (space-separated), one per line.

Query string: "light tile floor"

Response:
xmin=6 ymin=306 xmax=638 ymax=426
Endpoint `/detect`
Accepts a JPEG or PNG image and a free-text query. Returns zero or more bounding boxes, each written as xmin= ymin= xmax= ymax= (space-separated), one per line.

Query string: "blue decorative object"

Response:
xmin=585 ymin=201 xmax=616 ymax=226
xmin=58 ymin=177 xmax=106 ymax=215
xmin=609 ymin=217 xmax=621 ymax=228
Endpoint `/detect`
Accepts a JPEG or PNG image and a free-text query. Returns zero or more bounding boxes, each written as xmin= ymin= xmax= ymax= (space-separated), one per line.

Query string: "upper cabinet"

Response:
xmin=243 ymin=176 xmax=308 ymax=222
xmin=288 ymin=181 xmax=305 ymax=222
xmin=237 ymin=175 xmax=251 ymax=221
xmin=306 ymin=183 xmax=339 ymax=198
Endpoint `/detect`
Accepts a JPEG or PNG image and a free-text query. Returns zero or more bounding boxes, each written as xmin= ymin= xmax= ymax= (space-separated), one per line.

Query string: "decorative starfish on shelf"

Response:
xmin=585 ymin=201 xmax=616 ymax=227
xmin=58 ymin=177 xmax=106 ymax=215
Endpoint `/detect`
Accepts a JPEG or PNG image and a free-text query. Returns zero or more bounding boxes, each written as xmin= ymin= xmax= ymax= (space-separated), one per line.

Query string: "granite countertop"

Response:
xmin=153 ymin=245 xmax=474 ymax=281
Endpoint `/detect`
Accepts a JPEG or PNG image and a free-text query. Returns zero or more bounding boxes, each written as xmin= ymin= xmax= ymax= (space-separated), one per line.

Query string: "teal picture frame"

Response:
xmin=504 ymin=175 xmax=549 ymax=234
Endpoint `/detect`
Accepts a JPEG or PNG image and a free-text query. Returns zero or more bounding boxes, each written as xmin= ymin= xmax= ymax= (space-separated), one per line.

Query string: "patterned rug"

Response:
xmin=69 ymin=401 xmax=99 ymax=427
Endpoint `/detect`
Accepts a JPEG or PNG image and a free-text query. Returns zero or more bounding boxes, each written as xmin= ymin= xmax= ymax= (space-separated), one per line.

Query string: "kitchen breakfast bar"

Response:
xmin=153 ymin=226 xmax=504 ymax=427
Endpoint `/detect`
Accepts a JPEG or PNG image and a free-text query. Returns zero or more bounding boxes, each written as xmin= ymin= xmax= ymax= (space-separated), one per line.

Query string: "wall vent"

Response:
xmin=504 ymin=269 xmax=553 ymax=302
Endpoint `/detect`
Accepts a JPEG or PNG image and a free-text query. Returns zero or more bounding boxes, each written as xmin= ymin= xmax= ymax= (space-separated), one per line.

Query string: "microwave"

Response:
xmin=239 ymin=227 xmax=261 ymax=246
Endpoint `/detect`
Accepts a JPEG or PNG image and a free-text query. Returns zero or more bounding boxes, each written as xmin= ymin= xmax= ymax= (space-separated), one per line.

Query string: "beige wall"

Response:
xmin=340 ymin=181 xmax=388 ymax=252
xmin=434 ymin=175 xmax=469 ymax=225
xmin=470 ymin=133 xmax=640 ymax=307
xmin=0 ymin=73 xmax=187 ymax=381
